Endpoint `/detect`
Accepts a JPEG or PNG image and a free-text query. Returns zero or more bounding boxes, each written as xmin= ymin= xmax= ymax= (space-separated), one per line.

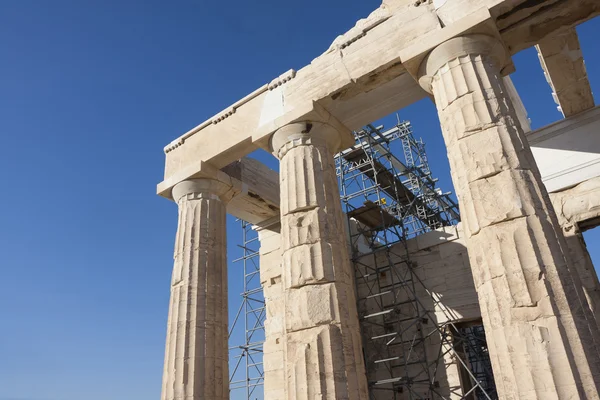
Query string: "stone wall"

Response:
xmin=257 ymin=220 xmax=285 ymax=400
xmin=353 ymin=224 xmax=479 ymax=399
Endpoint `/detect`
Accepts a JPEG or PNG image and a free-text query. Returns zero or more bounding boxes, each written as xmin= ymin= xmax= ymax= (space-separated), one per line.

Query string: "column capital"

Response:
xmin=269 ymin=121 xmax=348 ymax=159
xmin=417 ymin=34 xmax=510 ymax=94
xmin=172 ymin=178 xmax=234 ymax=204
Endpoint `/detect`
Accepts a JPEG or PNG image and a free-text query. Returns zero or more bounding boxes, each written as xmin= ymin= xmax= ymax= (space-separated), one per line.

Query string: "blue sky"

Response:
xmin=1 ymin=1 xmax=599 ymax=400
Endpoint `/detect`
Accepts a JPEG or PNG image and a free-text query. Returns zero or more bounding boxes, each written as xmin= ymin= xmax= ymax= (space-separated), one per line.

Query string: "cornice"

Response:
xmin=268 ymin=69 xmax=296 ymax=90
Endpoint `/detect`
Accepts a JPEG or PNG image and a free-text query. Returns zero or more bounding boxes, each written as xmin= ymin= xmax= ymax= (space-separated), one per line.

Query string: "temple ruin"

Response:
xmin=157 ymin=1 xmax=600 ymax=399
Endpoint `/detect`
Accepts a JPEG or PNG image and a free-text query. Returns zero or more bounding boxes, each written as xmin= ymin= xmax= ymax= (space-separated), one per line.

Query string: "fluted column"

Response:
xmin=161 ymin=179 xmax=232 ymax=400
xmin=563 ymin=226 xmax=600 ymax=330
xmin=418 ymin=34 xmax=600 ymax=399
xmin=271 ymin=122 xmax=369 ymax=400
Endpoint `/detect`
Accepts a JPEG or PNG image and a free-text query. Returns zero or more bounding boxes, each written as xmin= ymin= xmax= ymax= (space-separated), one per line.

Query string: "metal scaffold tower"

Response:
xmin=229 ymin=220 xmax=265 ymax=400
xmin=335 ymin=121 xmax=498 ymax=399
xmin=228 ymin=120 xmax=497 ymax=400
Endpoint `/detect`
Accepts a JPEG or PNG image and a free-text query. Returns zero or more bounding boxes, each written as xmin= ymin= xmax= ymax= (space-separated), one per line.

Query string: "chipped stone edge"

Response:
xmin=268 ymin=69 xmax=296 ymax=90
xmin=322 ymin=7 xmax=390 ymax=56
xmin=340 ymin=17 xmax=389 ymax=49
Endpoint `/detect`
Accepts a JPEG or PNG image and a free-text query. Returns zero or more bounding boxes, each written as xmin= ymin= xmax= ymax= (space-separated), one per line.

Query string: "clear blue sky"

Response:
xmin=1 ymin=2 xmax=599 ymax=400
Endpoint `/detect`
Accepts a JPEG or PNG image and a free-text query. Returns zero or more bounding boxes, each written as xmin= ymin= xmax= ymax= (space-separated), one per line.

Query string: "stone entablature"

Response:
xmin=158 ymin=2 xmax=600 ymax=199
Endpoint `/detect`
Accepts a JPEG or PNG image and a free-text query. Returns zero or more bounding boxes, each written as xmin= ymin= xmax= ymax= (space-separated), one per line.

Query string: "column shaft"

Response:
xmin=563 ymin=227 xmax=600 ymax=330
xmin=161 ymin=179 xmax=229 ymax=400
xmin=273 ymin=123 xmax=369 ymax=400
xmin=422 ymin=35 xmax=600 ymax=399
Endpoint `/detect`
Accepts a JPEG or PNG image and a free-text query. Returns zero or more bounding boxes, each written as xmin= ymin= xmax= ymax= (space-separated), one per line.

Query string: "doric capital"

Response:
xmin=417 ymin=34 xmax=510 ymax=94
xmin=270 ymin=121 xmax=346 ymax=159
xmin=172 ymin=178 xmax=234 ymax=204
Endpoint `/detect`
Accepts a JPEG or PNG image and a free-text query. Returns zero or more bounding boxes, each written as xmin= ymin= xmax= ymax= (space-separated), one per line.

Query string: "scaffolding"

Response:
xmin=336 ymin=121 xmax=497 ymax=399
xmin=228 ymin=120 xmax=497 ymax=400
xmin=229 ymin=220 xmax=265 ymax=400
xmin=456 ymin=325 xmax=497 ymax=399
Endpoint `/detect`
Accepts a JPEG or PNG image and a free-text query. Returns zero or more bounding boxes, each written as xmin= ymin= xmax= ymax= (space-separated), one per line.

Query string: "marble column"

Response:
xmin=417 ymin=35 xmax=600 ymax=399
xmin=161 ymin=179 xmax=231 ymax=400
xmin=271 ymin=122 xmax=369 ymax=400
xmin=563 ymin=226 xmax=600 ymax=330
